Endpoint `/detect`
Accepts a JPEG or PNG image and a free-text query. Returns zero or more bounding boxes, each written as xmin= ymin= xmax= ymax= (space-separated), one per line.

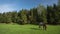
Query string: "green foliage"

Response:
xmin=30 ymin=8 xmax=38 ymax=24
xmin=0 ymin=2 xmax=60 ymax=25
xmin=47 ymin=4 xmax=60 ymax=24
xmin=20 ymin=9 xmax=28 ymax=24
xmin=37 ymin=5 xmax=47 ymax=23
xmin=58 ymin=0 xmax=60 ymax=6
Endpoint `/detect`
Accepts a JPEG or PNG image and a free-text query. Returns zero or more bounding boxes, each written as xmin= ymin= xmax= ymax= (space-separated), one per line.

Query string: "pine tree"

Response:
xmin=58 ymin=0 xmax=60 ymax=6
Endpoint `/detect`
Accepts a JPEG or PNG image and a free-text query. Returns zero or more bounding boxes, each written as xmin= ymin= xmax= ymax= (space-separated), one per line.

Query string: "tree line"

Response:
xmin=0 ymin=3 xmax=60 ymax=25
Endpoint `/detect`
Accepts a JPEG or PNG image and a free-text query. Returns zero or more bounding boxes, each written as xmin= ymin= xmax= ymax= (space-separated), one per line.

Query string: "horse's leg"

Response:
xmin=45 ymin=25 xmax=47 ymax=30
xmin=43 ymin=25 xmax=46 ymax=30
xmin=39 ymin=25 xmax=43 ymax=30
xmin=43 ymin=25 xmax=44 ymax=30
xmin=39 ymin=25 xmax=40 ymax=28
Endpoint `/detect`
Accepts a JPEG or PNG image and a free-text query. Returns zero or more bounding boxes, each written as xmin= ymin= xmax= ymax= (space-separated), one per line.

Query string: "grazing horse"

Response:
xmin=39 ymin=22 xmax=47 ymax=30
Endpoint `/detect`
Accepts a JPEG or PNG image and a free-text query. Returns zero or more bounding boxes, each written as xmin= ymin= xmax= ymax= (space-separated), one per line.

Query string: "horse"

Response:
xmin=39 ymin=22 xmax=47 ymax=30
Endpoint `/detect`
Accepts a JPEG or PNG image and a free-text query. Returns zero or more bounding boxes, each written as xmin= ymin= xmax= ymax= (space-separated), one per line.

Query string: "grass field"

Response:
xmin=0 ymin=24 xmax=60 ymax=34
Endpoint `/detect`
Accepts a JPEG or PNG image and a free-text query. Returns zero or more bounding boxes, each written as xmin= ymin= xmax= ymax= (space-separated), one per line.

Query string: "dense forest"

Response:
xmin=0 ymin=1 xmax=60 ymax=25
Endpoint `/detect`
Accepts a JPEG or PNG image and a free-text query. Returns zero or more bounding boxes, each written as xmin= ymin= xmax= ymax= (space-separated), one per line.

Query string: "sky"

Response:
xmin=0 ymin=0 xmax=58 ymax=13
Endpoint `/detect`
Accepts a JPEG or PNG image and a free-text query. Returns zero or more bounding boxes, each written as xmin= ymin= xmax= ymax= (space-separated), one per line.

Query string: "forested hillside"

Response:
xmin=0 ymin=0 xmax=60 ymax=25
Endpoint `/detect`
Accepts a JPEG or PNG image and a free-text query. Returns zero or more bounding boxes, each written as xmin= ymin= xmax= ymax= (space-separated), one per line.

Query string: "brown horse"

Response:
xmin=39 ymin=22 xmax=47 ymax=30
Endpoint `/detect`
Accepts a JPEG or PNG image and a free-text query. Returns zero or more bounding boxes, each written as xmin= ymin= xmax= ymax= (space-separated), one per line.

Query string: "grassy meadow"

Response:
xmin=0 ymin=24 xmax=60 ymax=34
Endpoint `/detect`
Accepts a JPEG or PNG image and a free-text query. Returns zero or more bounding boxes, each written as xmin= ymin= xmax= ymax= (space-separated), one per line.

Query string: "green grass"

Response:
xmin=0 ymin=24 xmax=60 ymax=34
